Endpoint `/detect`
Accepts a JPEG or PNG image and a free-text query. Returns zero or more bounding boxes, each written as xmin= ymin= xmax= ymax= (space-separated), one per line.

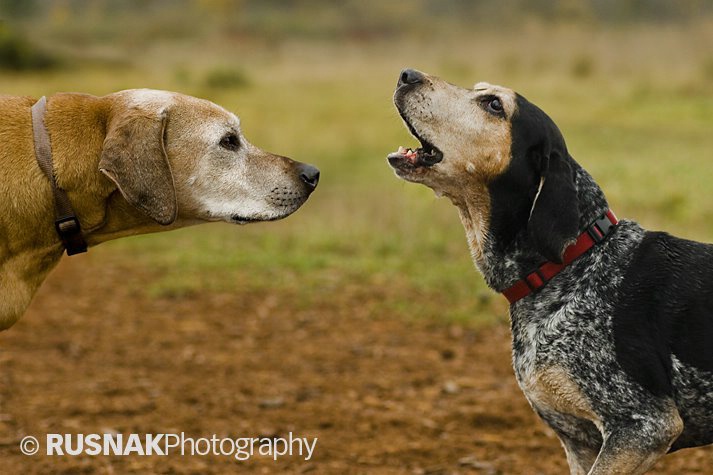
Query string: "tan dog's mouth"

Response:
xmin=230 ymin=214 xmax=279 ymax=225
xmin=229 ymin=201 xmax=307 ymax=225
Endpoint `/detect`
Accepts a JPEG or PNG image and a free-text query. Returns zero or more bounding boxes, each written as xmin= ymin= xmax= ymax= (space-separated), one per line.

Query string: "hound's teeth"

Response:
xmin=398 ymin=146 xmax=405 ymax=154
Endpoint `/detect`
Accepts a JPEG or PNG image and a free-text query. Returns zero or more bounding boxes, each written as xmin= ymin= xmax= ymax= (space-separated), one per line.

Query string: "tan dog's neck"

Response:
xmin=0 ymin=93 xmax=159 ymax=330
xmin=45 ymin=93 xmax=166 ymax=244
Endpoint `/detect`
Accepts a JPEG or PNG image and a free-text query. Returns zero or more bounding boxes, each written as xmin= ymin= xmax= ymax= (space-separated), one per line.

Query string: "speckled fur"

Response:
xmin=388 ymin=70 xmax=713 ymax=474
xmin=484 ymin=127 xmax=711 ymax=475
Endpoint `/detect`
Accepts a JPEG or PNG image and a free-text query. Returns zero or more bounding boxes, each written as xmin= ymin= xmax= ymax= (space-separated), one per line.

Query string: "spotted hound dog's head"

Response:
xmin=387 ymin=69 xmax=582 ymax=266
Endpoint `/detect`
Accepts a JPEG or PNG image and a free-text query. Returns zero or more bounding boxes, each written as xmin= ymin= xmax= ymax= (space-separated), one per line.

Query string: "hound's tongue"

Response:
xmin=388 ymin=146 xmax=419 ymax=164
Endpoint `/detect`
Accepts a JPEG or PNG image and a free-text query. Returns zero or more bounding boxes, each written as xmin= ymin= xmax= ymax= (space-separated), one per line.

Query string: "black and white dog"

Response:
xmin=387 ymin=69 xmax=713 ymax=474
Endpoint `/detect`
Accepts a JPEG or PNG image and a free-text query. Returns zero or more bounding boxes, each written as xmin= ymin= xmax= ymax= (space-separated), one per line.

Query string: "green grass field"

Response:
xmin=4 ymin=10 xmax=713 ymax=326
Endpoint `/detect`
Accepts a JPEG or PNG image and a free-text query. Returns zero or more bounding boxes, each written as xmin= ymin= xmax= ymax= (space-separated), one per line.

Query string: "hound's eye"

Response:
xmin=219 ymin=133 xmax=240 ymax=151
xmin=487 ymin=98 xmax=503 ymax=114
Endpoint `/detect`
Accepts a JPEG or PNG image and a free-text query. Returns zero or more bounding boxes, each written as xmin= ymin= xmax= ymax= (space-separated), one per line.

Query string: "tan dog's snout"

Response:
xmin=243 ymin=155 xmax=319 ymax=224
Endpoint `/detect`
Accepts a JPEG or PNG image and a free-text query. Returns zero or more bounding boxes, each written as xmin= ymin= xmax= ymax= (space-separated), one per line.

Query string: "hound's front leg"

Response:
xmin=587 ymin=412 xmax=683 ymax=475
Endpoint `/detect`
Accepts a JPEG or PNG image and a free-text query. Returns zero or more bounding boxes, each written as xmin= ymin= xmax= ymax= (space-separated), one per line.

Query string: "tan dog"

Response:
xmin=0 ymin=89 xmax=319 ymax=331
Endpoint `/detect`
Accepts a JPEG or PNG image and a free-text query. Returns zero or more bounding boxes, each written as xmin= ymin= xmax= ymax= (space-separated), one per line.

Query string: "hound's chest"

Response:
xmin=516 ymin=364 xmax=599 ymax=425
xmin=511 ymin=318 xmax=599 ymax=424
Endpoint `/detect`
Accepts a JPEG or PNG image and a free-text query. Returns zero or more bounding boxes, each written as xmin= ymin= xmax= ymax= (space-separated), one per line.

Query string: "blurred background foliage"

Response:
xmin=2 ymin=0 xmax=713 ymax=70
xmin=1 ymin=1 xmax=712 ymax=324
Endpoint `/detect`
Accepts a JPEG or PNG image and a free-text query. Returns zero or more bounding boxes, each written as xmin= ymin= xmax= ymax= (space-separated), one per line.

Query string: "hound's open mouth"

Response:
xmin=387 ymin=115 xmax=443 ymax=169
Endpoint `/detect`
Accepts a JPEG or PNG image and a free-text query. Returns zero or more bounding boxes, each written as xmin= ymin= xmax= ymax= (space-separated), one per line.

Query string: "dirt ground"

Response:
xmin=1 ymin=254 xmax=711 ymax=474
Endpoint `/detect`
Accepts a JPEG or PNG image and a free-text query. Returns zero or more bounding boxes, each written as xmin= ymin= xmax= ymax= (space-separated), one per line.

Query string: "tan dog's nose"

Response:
xmin=298 ymin=164 xmax=320 ymax=191
xmin=399 ymin=68 xmax=425 ymax=86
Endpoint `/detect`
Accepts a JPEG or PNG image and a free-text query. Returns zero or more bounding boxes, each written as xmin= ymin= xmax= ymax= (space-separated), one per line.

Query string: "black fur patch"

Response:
xmin=487 ymin=94 xmax=581 ymax=267
xmin=614 ymin=231 xmax=713 ymax=398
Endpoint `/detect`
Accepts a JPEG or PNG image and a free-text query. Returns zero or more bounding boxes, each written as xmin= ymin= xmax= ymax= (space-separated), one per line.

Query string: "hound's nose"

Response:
xmin=399 ymin=68 xmax=425 ymax=86
xmin=298 ymin=164 xmax=320 ymax=190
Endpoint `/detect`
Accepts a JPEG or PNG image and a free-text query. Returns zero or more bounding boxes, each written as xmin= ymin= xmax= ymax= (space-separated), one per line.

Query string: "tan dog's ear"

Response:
xmin=99 ymin=108 xmax=177 ymax=225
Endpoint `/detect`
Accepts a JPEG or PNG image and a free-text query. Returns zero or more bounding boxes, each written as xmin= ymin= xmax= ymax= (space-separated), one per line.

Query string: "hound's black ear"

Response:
xmin=528 ymin=149 xmax=580 ymax=263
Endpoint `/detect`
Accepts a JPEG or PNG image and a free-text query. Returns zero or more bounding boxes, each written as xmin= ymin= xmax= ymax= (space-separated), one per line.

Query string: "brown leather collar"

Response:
xmin=31 ymin=96 xmax=87 ymax=255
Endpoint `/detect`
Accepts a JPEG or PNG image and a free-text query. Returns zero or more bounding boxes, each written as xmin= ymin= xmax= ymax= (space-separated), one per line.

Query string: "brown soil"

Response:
xmin=1 ymin=254 xmax=711 ymax=474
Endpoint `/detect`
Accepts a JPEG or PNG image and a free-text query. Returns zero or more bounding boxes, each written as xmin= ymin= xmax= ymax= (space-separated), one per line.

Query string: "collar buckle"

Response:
xmin=55 ymin=216 xmax=81 ymax=236
xmin=587 ymin=214 xmax=615 ymax=243
xmin=55 ymin=216 xmax=87 ymax=256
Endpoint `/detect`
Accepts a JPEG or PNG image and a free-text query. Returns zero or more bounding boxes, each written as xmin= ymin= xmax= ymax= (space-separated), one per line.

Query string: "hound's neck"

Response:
xmin=460 ymin=163 xmax=609 ymax=292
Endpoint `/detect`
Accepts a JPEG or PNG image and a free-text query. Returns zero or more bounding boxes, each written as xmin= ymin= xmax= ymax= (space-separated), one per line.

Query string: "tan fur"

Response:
xmin=526 ymin=366 xmax=599 ymax=424
xmin=589 ymin=409 xmax=683 ymax=475
xmin=0 ymin=90 xmax=316 ymax=330
xmin=524 ymin=368 xmax=684 ymax=475
xmin=523 ymin=366 xmax=602 ymax=475
xmin=389 ymin=74 xmax=517 ymax=262
xmin=589 ymin=451 xmax=662 ymax=475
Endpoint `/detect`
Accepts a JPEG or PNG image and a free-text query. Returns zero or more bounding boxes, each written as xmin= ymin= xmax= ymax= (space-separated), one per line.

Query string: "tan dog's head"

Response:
xmin=388 ymin=70 xmax=580 ymax=263
xmin=100 ymin=89 xmax=319 ymax=226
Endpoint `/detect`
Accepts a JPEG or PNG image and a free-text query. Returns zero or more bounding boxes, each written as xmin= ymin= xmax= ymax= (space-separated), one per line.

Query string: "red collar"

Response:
xmin=502 ymin=210 xmax=618 ymax=304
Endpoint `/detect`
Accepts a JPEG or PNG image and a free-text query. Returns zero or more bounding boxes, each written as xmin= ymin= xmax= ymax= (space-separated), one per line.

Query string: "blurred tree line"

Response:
xmin=0 ymin=0 xmax=711 ymax=70
xmin=1 ymin=0 xmax=712 ymax=26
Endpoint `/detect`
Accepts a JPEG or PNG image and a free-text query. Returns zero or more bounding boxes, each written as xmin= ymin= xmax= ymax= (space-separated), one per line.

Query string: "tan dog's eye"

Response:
xmin=219 ymin=133 xmax=241 ymax=151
